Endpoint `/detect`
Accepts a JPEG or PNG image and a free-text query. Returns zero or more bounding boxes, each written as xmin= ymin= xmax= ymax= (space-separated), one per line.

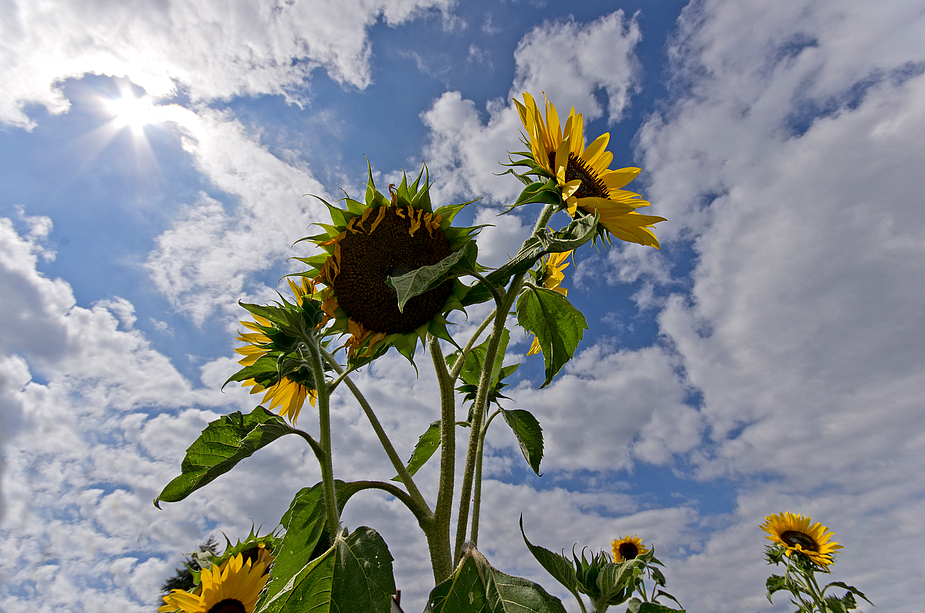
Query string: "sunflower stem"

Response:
xmin=469 ymin=409 xmax=501 ymax=546
xmin=303 ymin=337 xmax=341 ymax=535
xmin=319 ymin=347 xmax=432 ymax=520
xmin=428 ymin=334 xmax=456 ymax=582
xmin=448 ymin=307 xmax=496 ymax=382
xmin=453 ymin=204 xmax=555 ymax=562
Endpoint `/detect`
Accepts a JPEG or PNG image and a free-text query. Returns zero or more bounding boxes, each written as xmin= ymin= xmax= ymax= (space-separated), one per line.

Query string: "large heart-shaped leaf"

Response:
xmin=426 ymin=543 xmax=567 ymax=613
xmin=155 ymin=407 xmax=304 ymax=507
xmin=516 ymin=287 xmax=587 ymax=387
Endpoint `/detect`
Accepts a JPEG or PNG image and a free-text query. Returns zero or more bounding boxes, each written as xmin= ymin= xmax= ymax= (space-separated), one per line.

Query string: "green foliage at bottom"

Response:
xmin=426 ymin=543 xmax=567 ymax=613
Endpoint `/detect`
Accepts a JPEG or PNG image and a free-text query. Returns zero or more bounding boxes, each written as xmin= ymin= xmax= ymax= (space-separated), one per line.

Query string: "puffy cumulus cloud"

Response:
xmin=511 ymin=11 xmax=641 ymax=125
xmin=501 ymin=343 xmax=699 ymax=472
xmin=0 ymin=218 xmax=318 ymax=611
xmin=0 ymin=0 xmax=455 ymax=129
xmin=144 ymin=105 xmax=330 ymax=324
xmin=421 ymin=10 xmax=642 ymax=206
xmin=635 ymin=1 xmax=925 ymax=609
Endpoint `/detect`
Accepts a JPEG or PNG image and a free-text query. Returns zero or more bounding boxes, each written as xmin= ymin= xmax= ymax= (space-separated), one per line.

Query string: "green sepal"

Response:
xmin=506 ymin=178 xmax=563 ymax=212
xmin=425 ymin=543 xmax=567 ymax=613
xmin=154 ymin=407 xmax=306 ymax=508
xmin=627 ymin=600 xmax=686 ymax=613
xmin=463 ymin=213 xmax=598 ymax=306
xmin=501 ymin=409 xmax=543 ymax=475
xmin=387 ymin=241 xmax=478 ymax=312
xmin=516 ymin=287 xmax=588 ymax=387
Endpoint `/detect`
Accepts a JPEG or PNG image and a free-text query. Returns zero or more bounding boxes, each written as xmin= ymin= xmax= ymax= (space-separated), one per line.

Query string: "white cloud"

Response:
xmin=0 ymin=0 xmax=454 ymax=129
xmin=633 ymin=0 xmax=925 ymax=609
xmin=421 ymin=10 xmax=643 ymax=207
xmin=144 ymin=105 xmax=330 ymax=324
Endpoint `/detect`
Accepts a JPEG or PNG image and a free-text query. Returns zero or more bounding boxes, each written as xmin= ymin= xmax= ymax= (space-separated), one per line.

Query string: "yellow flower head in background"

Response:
xmin=159 ymin=553 xmax=269 ymax=613
xmin=514 ymin=92 xmax=665 ymax=248
xmin=761 ymin=512 xmax=842 ymax=569
xmin=611 ymin=534 xmax=648 ymax=563
xmin=527 ymin=250 xmax=572 ymax=356
xmin=234 ymin=277 xmax=318 ymax=424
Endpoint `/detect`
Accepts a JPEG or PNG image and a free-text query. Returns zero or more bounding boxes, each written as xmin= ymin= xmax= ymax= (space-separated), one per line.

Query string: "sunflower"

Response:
xmin=233 ymin=277 xmax=318 ymax=424
xmin=159 ymin=554 xmax=269 ymax=613
xmin=298 ymin=167 xmax=477 ymax=362
xmin=527 ymin=250 xmax=571 ymax=356
xmin=513 ymin=92 xmax=665 ymax=248
xmin=611 ymin=535 xmax=648 ymax=563
xmin=761 ymin=512 xmax=842 ymax=569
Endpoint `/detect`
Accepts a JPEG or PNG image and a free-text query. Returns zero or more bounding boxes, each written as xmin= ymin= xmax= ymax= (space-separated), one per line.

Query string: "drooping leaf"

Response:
xmin=392 ymin=420 xmax=441 ymax=481
xmin=259 ymin=526 xmax=395 ymax=613
xmin=632 ymin=602 xmax=686 ymax=613
xmin=426 ymin=543 xmax=567 ymax=613
xmin=502 ymin=409 xmax=543 ymax=475
xmin=516 ymin=287 xmax=588 ymax=387
xmin=387 ymin=241 xmax=478 ymax=312
xmin=463 ymin=213 xmax=598 ymax=306
xmin=520 ymin=516 xmax=583 ymax=608
xmin=155 ymin=407 xmax=303 ymax=507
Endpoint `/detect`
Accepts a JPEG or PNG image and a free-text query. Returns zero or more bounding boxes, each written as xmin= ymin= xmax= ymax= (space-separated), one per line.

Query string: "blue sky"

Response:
xmin=1 ymin=1 xmax=924 ymax=611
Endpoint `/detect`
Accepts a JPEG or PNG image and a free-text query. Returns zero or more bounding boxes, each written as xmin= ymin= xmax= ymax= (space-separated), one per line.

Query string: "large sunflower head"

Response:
xmin=761 ymin=512 xmax=843 ymax=569
xmin=159 ymin=553 xmax=269 ymax=613
xmin=611 ymin=535 xmax=649 ymax=563
xmin=513 ymin=92 xmax=665 ymax=249
xmin=298 ymin=165 xmax=478 ymax=363
xmin=526 ymin=250 xmax=571 ymax=356
xmin=228 ymin=277 xmax=321 ymax=425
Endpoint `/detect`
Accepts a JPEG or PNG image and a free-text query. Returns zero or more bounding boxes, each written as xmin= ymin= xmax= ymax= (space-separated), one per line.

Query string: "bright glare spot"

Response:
xmin=106 ymin=92 xmax=158 ymax=133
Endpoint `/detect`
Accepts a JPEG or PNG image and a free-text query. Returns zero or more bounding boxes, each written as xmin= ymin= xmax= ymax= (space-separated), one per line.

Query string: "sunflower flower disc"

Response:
xmin=513 ymin=92 xmax=666 ymax=248
xmin=159 ymin=554 xmax=268 ymax=613
xmin=299 ymin=167 xmax=478 ymax=361
xmin=611 ymin=534 xmax=648 ymax=563
xmin=761 ymin=512 xmax=843 ymax=569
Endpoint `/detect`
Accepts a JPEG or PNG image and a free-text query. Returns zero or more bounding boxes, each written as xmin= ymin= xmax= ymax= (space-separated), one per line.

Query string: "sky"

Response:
xmin=1 ymin=0 xmax=924 ymax=611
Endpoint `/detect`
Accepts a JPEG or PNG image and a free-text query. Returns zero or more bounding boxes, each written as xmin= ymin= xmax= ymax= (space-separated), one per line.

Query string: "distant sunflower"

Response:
xmin=159 ymin=554 xmax=268 ymax=613
xmin=611 ymin=535 xmax=648 ymax=563
xmin=513 ymin=92 xmax=665 ymax=248
xmin=527 ymin=250 xmax=571 ymax=356
xmin=761 ymin=512 xmax=842 ymax=569
xmin=298 ymin=167 xmax=477 ymax=362
xmin=233 ymin=277 xmax=318 ymax=424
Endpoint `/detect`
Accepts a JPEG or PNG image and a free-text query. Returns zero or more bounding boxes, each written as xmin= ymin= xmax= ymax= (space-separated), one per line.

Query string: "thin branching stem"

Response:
xmin=303 ymin=337 xmax=341 ymax=534
xmin=449 ymin=307 xmax=497 ymax=382
xmin=319 ymin=347 xmax=432 ymax=520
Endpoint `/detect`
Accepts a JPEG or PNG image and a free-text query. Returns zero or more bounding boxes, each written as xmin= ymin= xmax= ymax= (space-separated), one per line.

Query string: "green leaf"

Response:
xmin=154 ymin=407 xmax=300 ymax=507
xmin=519 ymin=516 xmax=583 ymax=609
xmin=766 ymin=574 xmax=787 ymax=596
xmin=259 ymin=526 xmax=396 ymax=613
xmin=823 ymin=581 xmax=872 ymax=605
xmin=502 ymin=409 xmax=544 ymax=475
xmin=392 ymin=420 xmax=441 ymax=481
xmin=635 ymin=604 xmax=686 ymax=613
xmin=516 ymin=287 xmax=588 ymax=387
xmin=426 ymin=543 xmax=567 ymax=613
xmin=463 ymin=213 xmax=598 ymax=306
xmin=387 ymin=241 xmax=478 ymax=312
xmin=596 ymin=561 xmax=642 ymax=606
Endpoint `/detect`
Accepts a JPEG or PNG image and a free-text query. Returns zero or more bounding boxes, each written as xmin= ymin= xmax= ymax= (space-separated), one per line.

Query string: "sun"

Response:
xmin=105 ymin=91 xmax=158 ymax=134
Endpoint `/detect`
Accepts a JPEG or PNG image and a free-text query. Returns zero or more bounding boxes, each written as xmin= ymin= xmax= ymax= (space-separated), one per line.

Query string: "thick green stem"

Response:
xmin=319 ymin=348 xmax=432 ymax=520
xmin=453 ymin=304 xmax=511 ymax=561
xmin=304 ymin=339 xmax=341 ymax=535
xmin=427 ymin=334 xmax=457 ymax=582
xmin=453 ymin=203 xmax=557 ymax=562
xmin=469 ymin=409 xmax=500 ymax=546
